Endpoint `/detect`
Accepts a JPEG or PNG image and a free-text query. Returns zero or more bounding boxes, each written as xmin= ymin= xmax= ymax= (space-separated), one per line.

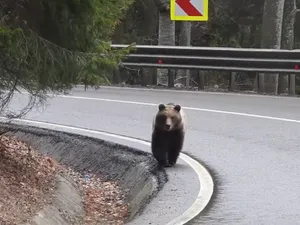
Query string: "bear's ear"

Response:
xmin=174 ymin=105 xmax=181 ymax=112
xmin=158 ymin=104 xmax=165 ymax=111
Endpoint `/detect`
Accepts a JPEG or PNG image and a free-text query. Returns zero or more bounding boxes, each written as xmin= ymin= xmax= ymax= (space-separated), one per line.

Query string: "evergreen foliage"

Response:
xmin=0 ymin=0 xmax=135 ymax=117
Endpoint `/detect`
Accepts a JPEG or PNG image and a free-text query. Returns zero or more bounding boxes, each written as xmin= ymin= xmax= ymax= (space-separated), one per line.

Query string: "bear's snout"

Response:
xmin=164 ymin=124 xmax=171 ymax=130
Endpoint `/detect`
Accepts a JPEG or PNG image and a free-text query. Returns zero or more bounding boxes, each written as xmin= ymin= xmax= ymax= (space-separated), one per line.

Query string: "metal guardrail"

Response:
xmin=111 ymin=44 xmax=300 ymax=73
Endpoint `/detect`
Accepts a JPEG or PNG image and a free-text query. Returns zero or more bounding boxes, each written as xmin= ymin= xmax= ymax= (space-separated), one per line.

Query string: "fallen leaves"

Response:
xmin=0 ymin=134 xmax=129 ymax=225
xmin=64 ymin=168 xmax=129 ymax=225
xmin=0 ymin=135 xmax=58 ymax=225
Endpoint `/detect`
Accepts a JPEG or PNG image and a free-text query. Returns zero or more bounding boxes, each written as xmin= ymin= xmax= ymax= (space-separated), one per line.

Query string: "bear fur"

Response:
xmin=151 ymin=103 xmax=187 ymax=167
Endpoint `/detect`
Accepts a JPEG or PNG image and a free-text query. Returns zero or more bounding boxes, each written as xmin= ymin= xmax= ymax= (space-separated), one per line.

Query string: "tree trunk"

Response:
xmin=249 ymin=23 xmax=260 ymax=92
xmin=176 ymin=22 xmax=191 ymax=88
xmin=260 ymin=0 xmax=285 ymax=94
xmin=280 ymin=0 xmax=297 ymax=95
xmin=157 ymin=11 xmax=175 ymax=86
xmin=139 ymin=0 xmax=158 ymax=86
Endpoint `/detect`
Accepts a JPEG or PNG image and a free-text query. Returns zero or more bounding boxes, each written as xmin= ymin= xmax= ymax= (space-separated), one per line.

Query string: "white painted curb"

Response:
xmin=0 ymin=118 xmax=214 ymax=225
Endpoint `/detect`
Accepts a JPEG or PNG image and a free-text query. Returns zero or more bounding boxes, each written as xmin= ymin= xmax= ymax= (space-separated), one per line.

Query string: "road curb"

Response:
xmin=0 ymin=117 xmax=214 ymax=225
xmin=0 ymin=120 xmax=169 ymax=223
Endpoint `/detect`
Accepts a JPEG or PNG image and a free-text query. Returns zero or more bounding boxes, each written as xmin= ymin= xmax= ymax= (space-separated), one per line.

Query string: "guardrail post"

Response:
xmin=112 ymin=44 xmax=300 ymax=94
xmin=168 ymin=69 xmax=175 ymax=87
xmin=141 ymin=68 xmax=154 ymax=86
xmin=186 ymin=70 xmax=191 ymax=89
xmin=288 ymin=74 xmax=296 ymax=95
xmin=258 ymin=73 xmax=265 ymax=93
xmin=197 ymin=71 xmax=205 ymax=90
xmin=229 ymin=72 xmax=236 ymax=91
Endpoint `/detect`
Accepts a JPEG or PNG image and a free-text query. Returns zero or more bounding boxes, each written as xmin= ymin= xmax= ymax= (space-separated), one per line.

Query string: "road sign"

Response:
xmin=170 ymin=0 xmax=208 ymax=21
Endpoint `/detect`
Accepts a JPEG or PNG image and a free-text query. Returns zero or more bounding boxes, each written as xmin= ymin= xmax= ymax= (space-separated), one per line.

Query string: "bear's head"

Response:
xmin=154 ymin=103 xmax=183 ymax=131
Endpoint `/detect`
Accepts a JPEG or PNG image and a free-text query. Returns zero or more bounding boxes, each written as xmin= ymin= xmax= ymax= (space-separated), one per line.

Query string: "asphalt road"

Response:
xmin=7 ymin=87 xmax=300 ymax=224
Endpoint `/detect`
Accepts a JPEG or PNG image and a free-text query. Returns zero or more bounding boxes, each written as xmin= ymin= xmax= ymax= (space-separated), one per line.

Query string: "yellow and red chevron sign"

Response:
xmin=170 ymin=0 xmax=208 ymax=21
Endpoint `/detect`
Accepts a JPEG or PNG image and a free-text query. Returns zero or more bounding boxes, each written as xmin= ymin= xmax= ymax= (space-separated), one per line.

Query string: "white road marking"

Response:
xmin=0 ymin=117 xmax=214 ymax=225
xmin=6 ymin=89 xmax=300 ymax=224
xmin=75 ymin=85 xmax=300 ymax=99
xmin=12 ymin=91 xmax=300 ymax=123
xmin=56 ymin=94 xmax=300 ymax=123
xmin=7 ymin=90 xmax=299 ymax=223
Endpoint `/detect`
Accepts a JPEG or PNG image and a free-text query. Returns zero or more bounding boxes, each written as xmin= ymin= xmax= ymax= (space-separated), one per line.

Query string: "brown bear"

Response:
xmin=151 ymin=103 xmax=187 ymax=167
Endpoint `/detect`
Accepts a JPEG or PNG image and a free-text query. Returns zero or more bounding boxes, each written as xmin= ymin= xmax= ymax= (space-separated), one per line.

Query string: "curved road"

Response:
xmin=8 ymin=87 xmax=300 ymax=224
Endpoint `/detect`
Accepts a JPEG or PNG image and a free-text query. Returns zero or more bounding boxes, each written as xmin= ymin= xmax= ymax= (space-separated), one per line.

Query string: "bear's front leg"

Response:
xmin=152 ymin=148 xmax=169 ymax=167
xmin=151 ymin=130 xmax=170 ymax=167
xmin=168 ymin=149 xmax=180 ymax=166
xmin=168 ymin=130 xmax=184 ymax=166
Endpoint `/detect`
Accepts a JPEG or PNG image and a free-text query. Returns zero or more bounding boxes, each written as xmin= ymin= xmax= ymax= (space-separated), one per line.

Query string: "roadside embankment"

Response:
xmin=0 ymin=122 xmax=168 ymax=224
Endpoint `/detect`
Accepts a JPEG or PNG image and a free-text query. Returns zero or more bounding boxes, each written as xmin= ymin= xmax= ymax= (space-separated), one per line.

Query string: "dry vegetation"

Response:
xmin=0 ymin=135 xmax=57 ymax=224
xmin=64 ymin=168 xmax=129 ymax=225
xmin=0 ymin=134 xmax=128 ymax=225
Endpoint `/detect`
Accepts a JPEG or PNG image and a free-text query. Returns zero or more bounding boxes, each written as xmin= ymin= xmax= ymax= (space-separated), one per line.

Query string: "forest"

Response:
xmin=1 ymin=0 xmax=300 ymax=115
xmin=111 ymin=0 xmax=300 ymax=95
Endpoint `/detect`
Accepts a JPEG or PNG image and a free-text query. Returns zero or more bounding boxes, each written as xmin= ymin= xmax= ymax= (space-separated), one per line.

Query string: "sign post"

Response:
xmin=170 ymin=0 xmax=208 ymax=21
